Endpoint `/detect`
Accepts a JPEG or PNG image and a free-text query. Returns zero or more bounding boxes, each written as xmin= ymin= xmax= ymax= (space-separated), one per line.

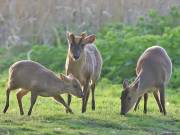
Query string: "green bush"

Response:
xmin=0 ymin=45 xmax=30 ymax=72
xmin=96 ymin=24 xmax=180 ymax=87
xmin=30 ymin=45 xmax=67 ymax=72
xmin=0 ymin=44 xmax=68 ymax=74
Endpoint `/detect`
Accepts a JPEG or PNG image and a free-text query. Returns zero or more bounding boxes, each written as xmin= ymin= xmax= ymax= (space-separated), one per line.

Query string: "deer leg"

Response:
xmin=53 ymin=95 xmax=73 ymax=114
xmin=91 ymin=83 xmax=96 ymax=110
xmin=16 ymin=89 xmax=29 ymax=115
xmin=82 ymin=79 xmax=90 ymax=113
xmin=66 ymin=94 xmax=72 ymax=113
xmin=159 ymin=85 xmax=166 ymax=115
xmin=83 ymin=88 xmax=90 ymax=112
xmin=66 ymin=71 xmax=72 ymax=113
xmin=143 ymin=93 xmax=148 ymax=114
xmin=153 ymin=91 xmax=163 ymax=113
xmin=3 ymin=88 xmax=11 ymax=113
xmin=134 ymin=96 xmax=142 ymax=111
xmin=27 ymin=92 xmax=38 ymax=116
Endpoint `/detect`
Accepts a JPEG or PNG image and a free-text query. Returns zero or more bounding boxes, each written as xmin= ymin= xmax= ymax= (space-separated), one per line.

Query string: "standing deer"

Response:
xmin=3 ymin=60 xmax=83 ymax=115
xmin=65 ymin=32 xmax=102 ymax=113
xmin=120 ymin=46 xmax=172 ymax=115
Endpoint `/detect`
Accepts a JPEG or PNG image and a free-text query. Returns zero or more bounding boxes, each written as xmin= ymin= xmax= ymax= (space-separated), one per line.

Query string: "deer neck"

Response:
xmin=55 ymin=79 xmax=67 ymax=94
xmin=56 ymin=79 xmax=74 ymax=95
xmin=131 ymin=76 xmax=141 ymax=100
xmin=134 ymin=72 xmax=151 ymax=97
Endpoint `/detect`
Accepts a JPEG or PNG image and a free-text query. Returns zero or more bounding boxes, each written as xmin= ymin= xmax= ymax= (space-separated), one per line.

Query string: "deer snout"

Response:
xmin=76 ymin=91 xmax=84 ymax=98
xmin=73 ymin=55 xmax=80 ymax=60
xmin=120 ymin=105 xmax=127 ymax=115
xmin=80 ymin=92 xmax=84 ymax=98
xmin=120 ymin=112 xmax=126 ymax=115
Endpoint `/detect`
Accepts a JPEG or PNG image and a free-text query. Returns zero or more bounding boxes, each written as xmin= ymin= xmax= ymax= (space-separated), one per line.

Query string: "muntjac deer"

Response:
xmin=3 ymin=60 xmax=83 ymax=115
xmin=120 ymin=46 xmax=172 ymax=115
xmin=65 ymin=32 xmax=102 ymax=113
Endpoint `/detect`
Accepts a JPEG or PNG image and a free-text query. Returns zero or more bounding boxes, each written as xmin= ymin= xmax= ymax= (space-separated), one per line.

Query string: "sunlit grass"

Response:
xmin=0 ymin=76 xmax=179 ymax=135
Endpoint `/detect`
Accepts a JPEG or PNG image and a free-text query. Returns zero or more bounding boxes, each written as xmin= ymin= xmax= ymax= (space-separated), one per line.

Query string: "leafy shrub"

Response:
xmin=31 ymin=45 xmax=67 ymax=73
xmin=97 ymin=24 xmax=180 ymax=87
xmin=0 ymin=45 xmax=30 ymax=72
xmin=0 ymin=44 xmax=68 ymax=74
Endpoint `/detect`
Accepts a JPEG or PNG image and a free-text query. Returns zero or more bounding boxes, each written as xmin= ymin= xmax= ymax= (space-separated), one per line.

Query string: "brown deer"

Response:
xmin=3 ymin=60 xmax=83 ymax=116
xmin=65 ymin=32 xmax=102 ymax=113
xmin=120 ymin=46 xmax=172 ymax=115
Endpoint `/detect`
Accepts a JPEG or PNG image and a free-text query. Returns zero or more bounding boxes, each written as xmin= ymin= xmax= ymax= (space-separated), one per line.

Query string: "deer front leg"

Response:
xmin=66 ymin=94 xmax=72 ymax=113
xmin=82 ymin=79 xmax=90 ymax=113
xmin=28 ymin=92 xmax=38 ymax=116
xmin=143 ymin=93 xmax=148 ymax=114
xmin=91 ymin=83 xmax=96 ymax=110
xmin=83 ymin=88 xmax=90 ymax=113
xmin=134 ymin=96 xmax=142 ymax=111
xmin=53 ymin=95 xmax=73 ymax=114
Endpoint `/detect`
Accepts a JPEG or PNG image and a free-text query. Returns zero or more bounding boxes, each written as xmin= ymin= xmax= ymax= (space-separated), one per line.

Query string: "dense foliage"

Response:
xmin=97 ymin=25 xmax=180 ymax=88
xmin=0 ymin=7 xmax=179 ymax=88
xmin=97 ymin=7 xmax=180 ymax=88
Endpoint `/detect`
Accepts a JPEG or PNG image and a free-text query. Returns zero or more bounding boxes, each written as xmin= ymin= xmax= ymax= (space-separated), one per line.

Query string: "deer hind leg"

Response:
xmin=134 ymin=93 xmax=148 ymax=114
xmin=3 ymin=79 xmax=18 ymax=113
xmin=159 ymin=84 xmax=166 ymax=115
xmin=91 ymin=83 xmax=96 ymax=110
xmin=134 ymin=96 xmax=142 ymax=111
xmin=153 ymin=91 xmax=163 ymax=113
xmin=3 ymin=88 xmax=11 ymax=113
xmin=16 ymin=89 xmax=29 ymax=115
xmin=53 ymin=95 xmax=73 ymax=114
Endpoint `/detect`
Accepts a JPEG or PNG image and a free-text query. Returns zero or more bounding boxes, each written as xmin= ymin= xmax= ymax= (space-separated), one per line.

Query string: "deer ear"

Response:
xmin=81 ymin=32 xmax=87 ymax=39
xmin=84 ymin=34 xmax=96 ymax=44
xmin=60 ymin=74 xmax=68 ymax=81
xmin=133 ymin=80 xmax=139 ymax=90
xmin=66 ymin=32 xmax=75 ymax=43
xmin=68 ymin=73 xmax=74 ymax=79
xmin=123 ymin=79 xmax=129 ymax=89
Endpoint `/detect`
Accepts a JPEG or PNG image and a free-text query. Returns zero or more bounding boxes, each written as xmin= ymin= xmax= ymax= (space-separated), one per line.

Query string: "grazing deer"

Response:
xmin=65 ymin=32 xmax=102 ymax=113
xmin=120 ymin=46 xmax=172 ymax=115
xmin=3 ymin=60 xmax=83 ymax=116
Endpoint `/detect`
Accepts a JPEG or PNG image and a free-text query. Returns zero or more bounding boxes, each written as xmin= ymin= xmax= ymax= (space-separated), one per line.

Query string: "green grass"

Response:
xmin=0 ymin=77 xmax=179 ymax=135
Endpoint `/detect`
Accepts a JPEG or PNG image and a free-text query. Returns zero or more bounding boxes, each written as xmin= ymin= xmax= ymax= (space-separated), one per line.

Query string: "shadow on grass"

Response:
xmin=38 ymin=113 xmax=180 ymax=134
xmin=0 ymin=112 xmax=179 ymax=135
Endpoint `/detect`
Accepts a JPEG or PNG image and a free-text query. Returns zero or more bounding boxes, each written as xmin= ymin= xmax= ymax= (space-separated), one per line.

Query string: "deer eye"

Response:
xmin=128 ymin=97 xmax=131 ymax=100
xmin=79 ymin=43 xmax=85 ymax=47
xmin=74 ymin=83 xmax=78 ymax=88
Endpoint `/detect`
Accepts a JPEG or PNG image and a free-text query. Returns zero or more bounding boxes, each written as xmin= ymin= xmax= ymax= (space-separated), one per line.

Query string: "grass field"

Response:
xmin=0 ymin=77 xmax=179 ymax=135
